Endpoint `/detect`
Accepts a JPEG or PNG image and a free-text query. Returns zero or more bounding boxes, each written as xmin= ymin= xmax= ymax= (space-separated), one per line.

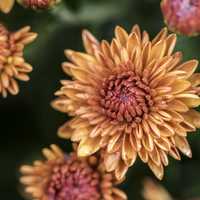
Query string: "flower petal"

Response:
xmin=82 ymin=29 xmax=100 ymax=55
xmin=174 ymin=136 xmax=192 ymax=158
xmin=176 ymin=60 xmax=198 ymax=79
xmin=78 ymin=137 xmax=101 ymax=157
xmin=148 ymin=159 xmax=164 ymax=180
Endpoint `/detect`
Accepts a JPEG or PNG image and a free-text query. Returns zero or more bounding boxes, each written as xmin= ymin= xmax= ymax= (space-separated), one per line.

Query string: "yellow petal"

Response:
xmin=176 ymin=60 xmax=198 ymax=79
xmin=184 ymin=109 xmax=200 ymax=128
xmin=165 ymin=34 xmax=177 ymax=56
xmin=179 ymin=97 xmax=200 ymax=108
xmin=0 ymin=0 xmax=14 ymax=13
xmin=170 ymin=80 xmax=191 ymax=94
xmin=71 ymin=128 xmax=90 ymax=142
xmin=78 ymin=137 xmax=101 ymax=157
xmin=150 ymin=40 xmax=166 ymax=60
xmin=115 ymin=26 xmax=128 ymax=47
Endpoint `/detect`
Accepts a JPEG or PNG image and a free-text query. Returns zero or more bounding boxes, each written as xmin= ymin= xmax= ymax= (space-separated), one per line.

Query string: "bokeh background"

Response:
xmin=1 ymin=0 xmax=200 ymax=199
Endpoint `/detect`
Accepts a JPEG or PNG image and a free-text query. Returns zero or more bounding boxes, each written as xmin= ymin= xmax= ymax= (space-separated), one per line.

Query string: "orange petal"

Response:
xmin=107 ymin=133 xmax=122 ymax=153
xmin=139 ymin=147 xmax=149 ymax=163
xmin=127 ymin=32 xmax=140 ymax=57
xmin=82 ymin=29 xmax=100 ymax=55
xmin=149 ymin=146 xmax=161 ymax=166
xmin=169 ymin=146 xmax=181 ymax=160
xmin=57 ymin=122 xmax=73 ymax=139
xmin=131 ymin=24 xmax=141 ymax=41
xmin=115 ymin=160 xmax=129 ymax=180
xmin=148 ymin=159 xmax=164 ymax=180
xmin=152 ymin=27 xmax=168 ymax=45
xmin=174 ymin=136 xmax=192 ymax=158
xmin=122 ymin=134 xmax=137 ymax=166
xmin=189 ymin=73 xmax=200 ymax=86
xmin=154 ymin=138 xmax=171 ymax=151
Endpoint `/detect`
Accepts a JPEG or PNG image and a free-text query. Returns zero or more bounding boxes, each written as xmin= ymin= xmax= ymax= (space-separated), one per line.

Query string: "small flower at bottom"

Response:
xmin=20 ymin=144 xmax=127 ymax=200
xmin=17 ymin=0 xmax=61 ymax=9
xmin=161 ymin=0 xmax=200 ymax=36
xmin=52 ymin=25 xmax=200 ymax=180
xmin=0 ymin=24 xmax=37 ymax=97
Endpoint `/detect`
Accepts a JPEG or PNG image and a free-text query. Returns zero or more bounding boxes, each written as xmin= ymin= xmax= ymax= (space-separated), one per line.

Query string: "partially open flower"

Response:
xmin=17 ymin=0 xmax=61 ymax=9
xmin=0 ymin=0 xmax=15 ymax=13
xmin=52 ymin=25 xmax=200 ymax=180
xmin=20 ymin=144 xmax=127 ymax=200
xmin=161 ymin=0 xmax=200 ymax=36
xmin=0 ymin=24 xmax=37 ymax=97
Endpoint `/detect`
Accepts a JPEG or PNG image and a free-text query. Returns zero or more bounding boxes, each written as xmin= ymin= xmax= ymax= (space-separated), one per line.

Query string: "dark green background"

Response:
xmin=1 ymin=0 xmax=200 ymax=199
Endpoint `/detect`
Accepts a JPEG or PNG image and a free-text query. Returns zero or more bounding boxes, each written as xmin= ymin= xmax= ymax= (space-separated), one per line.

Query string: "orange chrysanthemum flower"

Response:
xmin=0 ymin=24 xmax=37 ymax=97
xmin=52 ymin=25 xmax=200 ymax=180
xmin=20 ymin=144 xmax=127 ymax=200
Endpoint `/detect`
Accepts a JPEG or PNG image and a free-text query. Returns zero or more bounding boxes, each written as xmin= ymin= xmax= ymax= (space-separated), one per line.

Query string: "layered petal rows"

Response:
xmin=20 ymin=144 xmax=127 ymax=200
xmin=52 ymin=25 xmax=200 ymax=180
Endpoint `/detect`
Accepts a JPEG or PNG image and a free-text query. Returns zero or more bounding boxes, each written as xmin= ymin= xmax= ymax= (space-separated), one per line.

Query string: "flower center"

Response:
xmin=100 ymin=71 xmax=154 ymax=123
xmin=46 ymin=158 xmax=101 ymax=200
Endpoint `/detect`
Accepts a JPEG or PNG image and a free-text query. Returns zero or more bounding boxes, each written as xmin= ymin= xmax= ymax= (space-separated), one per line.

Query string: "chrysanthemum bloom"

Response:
xmin=52 ymin=25 xmax=200 ymax=180
xmin=142 ymin=178 xmax=172 ymax=200
xmin=17 ymin=0 xmax=61 ymax=9
xmin=0 ymin=0 xmax=15 ymax=13
xmin=0 ymin=24 xmax=37 ymax=97
xmin=161 ymin=0 xmax=200 ymax=36
xmin=20 ymin=144 xmax=127 ymax=200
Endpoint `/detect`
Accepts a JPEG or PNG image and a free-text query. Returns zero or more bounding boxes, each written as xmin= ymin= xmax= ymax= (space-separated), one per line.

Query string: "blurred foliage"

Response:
xmin=1 ymin=0 xmax=200 ymax=199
